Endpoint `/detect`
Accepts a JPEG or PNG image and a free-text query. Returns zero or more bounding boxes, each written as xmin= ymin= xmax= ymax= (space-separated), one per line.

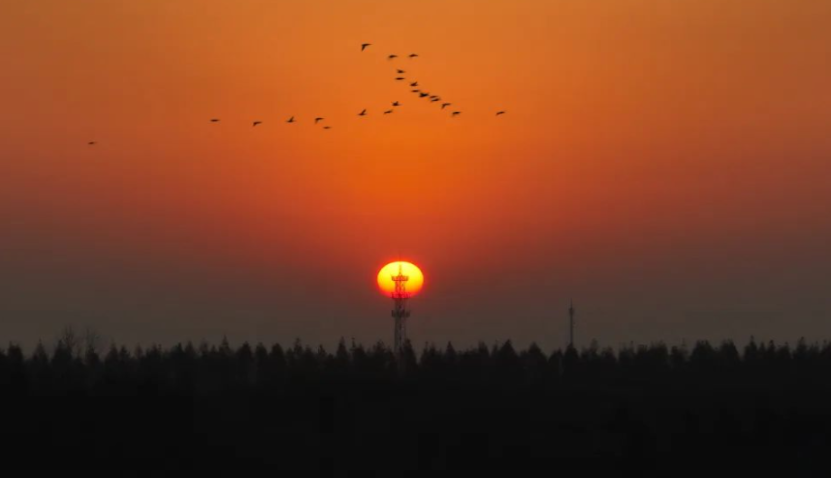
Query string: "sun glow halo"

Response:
xmin=377 ymin=261 xmax=424 ymax=298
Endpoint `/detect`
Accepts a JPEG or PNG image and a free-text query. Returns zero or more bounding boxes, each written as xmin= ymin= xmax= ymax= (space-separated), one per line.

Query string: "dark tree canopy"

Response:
xmin=2 ymin=336 xmax=831 ymax=474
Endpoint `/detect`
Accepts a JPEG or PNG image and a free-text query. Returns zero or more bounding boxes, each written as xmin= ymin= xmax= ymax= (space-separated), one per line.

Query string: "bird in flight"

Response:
xmin=409 ymin=53 xmax=419 ymax=59
xmin=388 ymin=54 xmax=398 ymax=60
xmin=430 ymin=97 xmax=441 ymax=103
xmin=441 ymin=103 xmax=451 ymax=109
xmin=253 ymin=121 xmax=262 ymax=127
xmin=315 ymin=117 xmax=324 ymax=124
xmin=429 ymin=95 xmax=438 ymax=99
xmin=419 ymin=92 xmax=429 ymax=98
xmin=452 ymin=111 xmax=461 ymax=117
xmin=88 ymin=141 xmax=96 ymax=146
xmin=397 ymin=69 xmax=406 ymax=74
xmin=496 ymin=111 xmax=506 ymax=116
xmin=358 ymin=109 xmax=367 ymax=116
xmin=361 ymin=43 xmax=372 ymax=51
xmin=384 ymin=110 xmax=394 ymax=115
xmin=323 ymin=126 xmax=332 ymax=130
xmin=392 ymin=101 xmax=400 ymax=107
xmin=411 ymin=89 xmax=420 ymax=93
xmin=287 ymin=116 xmax=295 ymax=123
xmin=395 ymin=77 xmax=406 ymax=81
xmin=410 ymin=81 xmax=418 ymax=87
xmin=210 ymin=118 xmax=220 ymax=122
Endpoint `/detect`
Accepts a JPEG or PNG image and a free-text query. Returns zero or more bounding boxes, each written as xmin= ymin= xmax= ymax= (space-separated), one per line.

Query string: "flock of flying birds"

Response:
xmin=87 ymin=43 xmax=506 ymax=145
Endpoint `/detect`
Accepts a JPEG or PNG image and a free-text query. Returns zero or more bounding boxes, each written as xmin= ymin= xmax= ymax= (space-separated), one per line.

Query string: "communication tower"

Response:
xmin=390 ymin=262 xmax=411 ymax=356
xmin=568 ymin=299 xmax=576 ymax=349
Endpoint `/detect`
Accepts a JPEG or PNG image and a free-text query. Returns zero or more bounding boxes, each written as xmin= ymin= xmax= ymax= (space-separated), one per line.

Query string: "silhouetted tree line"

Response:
xmin=3 ymin=330 xmax=831 ymax=474
xmin=5 ymin=333 xmax=831 ymax=394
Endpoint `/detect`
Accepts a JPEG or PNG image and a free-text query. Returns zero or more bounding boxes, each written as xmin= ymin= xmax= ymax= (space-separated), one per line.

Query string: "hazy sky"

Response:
xmin=2 ymin=0 xmax=830 ymax=350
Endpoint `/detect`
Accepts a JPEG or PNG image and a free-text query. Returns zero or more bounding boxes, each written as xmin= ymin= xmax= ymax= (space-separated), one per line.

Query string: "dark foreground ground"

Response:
xmin=2 ymin=339 xmax=831 ymax=475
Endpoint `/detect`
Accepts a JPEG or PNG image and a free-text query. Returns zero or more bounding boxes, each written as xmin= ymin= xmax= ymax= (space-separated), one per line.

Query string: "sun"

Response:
xmin=377 ymin=261 xmax=424 ymax=298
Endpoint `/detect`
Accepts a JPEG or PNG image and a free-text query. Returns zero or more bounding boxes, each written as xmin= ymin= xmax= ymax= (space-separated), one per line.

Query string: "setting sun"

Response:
xmin=377 ymin=261 xmax=424 ymax=298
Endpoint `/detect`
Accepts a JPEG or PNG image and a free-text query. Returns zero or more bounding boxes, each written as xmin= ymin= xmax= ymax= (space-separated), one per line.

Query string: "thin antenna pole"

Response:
xmin=568 ymin=299 xmax=575 ymax=349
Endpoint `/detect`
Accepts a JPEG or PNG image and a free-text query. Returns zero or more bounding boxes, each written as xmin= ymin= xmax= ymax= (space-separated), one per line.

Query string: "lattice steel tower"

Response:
xmin=390 ymin=262 xmax=411 ymax=355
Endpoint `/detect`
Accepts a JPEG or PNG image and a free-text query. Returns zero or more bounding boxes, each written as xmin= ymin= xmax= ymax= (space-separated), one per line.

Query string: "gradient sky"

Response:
xmin=2 ymin=0 xmax=830 ymax=350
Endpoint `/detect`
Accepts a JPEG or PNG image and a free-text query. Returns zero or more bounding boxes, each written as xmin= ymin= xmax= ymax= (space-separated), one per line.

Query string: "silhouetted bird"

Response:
xmin=397 ymin=69 xmax=406 ymax=74
xmin=411 ymin=89 xmax=420 ymax=93
xmin=410 ymin=81 xmax=418 ymax=87
xmin=419 ymin=92 xmax=429 ymax=98
xmin=409 ymin=53 xmax=418 ymax=58
xmin=430 ymin=98 xmax=441 ymax=102
xmin=384 ymin=110 xmax=393 ymax=115
xmin=287 ymin=116 xmax=295 ymax=123
xmin=392 ymin=101 xmax=400 ymax=107
xmin=88 ymin=141 xmax=96 ymax=145
xmin=253 ymin=121 xmax=262 ymax=127
xmin=323 ymin=126 xmax=332 ymax=129
xmin=358 ymin=109 xmax=367 ymax=116
xmin=388 ymin=54 xmax=398 ymax=60
xmin=315 ymin=117 xmax=324 ymax=124
xmin=496 ymin=111 xmax=506 ymax=116
xmin=361 ymin=43 xmax=372 ymax=51
xmin=441 ymin=103 xmax=451 ymax=109
xmin=395 ymin=77 xmax=406 ymax=81
xmin=210 ymin=118 xmax=220 ymax=122
xmin=452 ymin=111 xmax=461 ymax=117
xmin=429 ymin=95 xmax=438 ymax=99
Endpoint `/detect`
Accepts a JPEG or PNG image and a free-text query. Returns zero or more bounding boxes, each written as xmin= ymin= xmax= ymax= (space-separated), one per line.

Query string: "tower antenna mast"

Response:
xmin=568 ymin=299 xmax=575 ymax=349
xmin=391 ymin=262 xmax=411 ymax=360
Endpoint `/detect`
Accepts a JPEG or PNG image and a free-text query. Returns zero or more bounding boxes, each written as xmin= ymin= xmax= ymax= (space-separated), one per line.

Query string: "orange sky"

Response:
xmin=1 ymin=0 xmax=830 ymax=348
